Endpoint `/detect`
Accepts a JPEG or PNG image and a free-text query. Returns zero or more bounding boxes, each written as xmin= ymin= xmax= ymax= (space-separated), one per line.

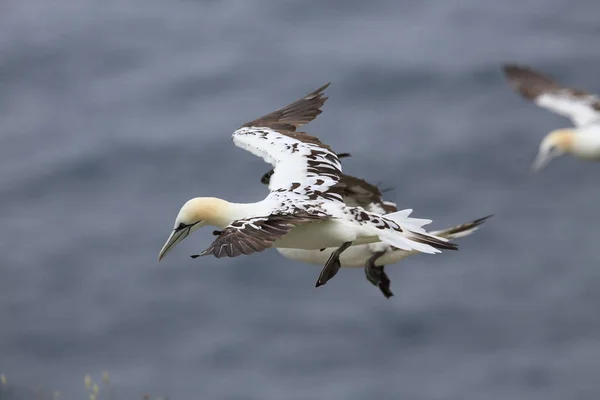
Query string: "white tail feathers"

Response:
xmin=377 ymin=230 xmax=442 ymax=254
xmin=377 ymin=209 xmax=457 ymax=255
xmin=384 ymin=209 xmax=433 ymax=233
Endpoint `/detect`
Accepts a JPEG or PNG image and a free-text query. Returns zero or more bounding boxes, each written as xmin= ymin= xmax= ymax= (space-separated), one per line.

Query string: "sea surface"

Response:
xmin=2 ymin=0 xmax=600 ymax=399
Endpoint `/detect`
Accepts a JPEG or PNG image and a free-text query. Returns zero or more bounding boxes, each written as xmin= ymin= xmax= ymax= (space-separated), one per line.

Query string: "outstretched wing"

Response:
xmin=233 ymin=83 xmax=346 ymax=206
xmin=503 ymin=64 xmax=600 ymax=127
xmin=194 ymin=214 xmax=322 ymax=258
xmin=259 ymin=154 xmax=398 ymax=214
xmin=260 ymin=152 xmax=351 ymax=185
xmin=242 ymin=83 xmax=330 ymax=132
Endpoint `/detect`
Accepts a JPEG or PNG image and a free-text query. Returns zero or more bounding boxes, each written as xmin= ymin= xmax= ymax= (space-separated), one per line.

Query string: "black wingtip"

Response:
xmin=190 ymin=254 xmax=199 ymax=259
xmin=464 ymin=214 xmax=494 ymax=228
xmin=502 ymin=63 xmax=525 ymax=75
xmin=307 ymin=82 xmax=331 ymax=98
xmin=473 ymin=214 xmax=494 ymax=225
xmin=502 ymin=64 xmax=542 ymax=79
xmin=500 ymin=64 xmax=559 ymax=100
xmin=318 ymin=82 xmax=331 ymax=91
xmin=463 ymin=214 xmax=494 ymax=231
xmin=437 ymin=214 xmax=493 ymax=239
xmin=410 ymin=231 xmax=459 ymax=251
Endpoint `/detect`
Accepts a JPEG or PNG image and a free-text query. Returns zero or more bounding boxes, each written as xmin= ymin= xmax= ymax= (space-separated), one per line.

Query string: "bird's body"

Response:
xmin=503 ymin=64 xmax=600 ymax=170
xmin=276 ymin=216 xmax=488 ymax=267
xmin=258 ymin=158 xmax=490 ymax=297
xmin=198 ymin=199 xmax=400 ymax=250
xmin=270 ymin=207 xmax=441 ymax=250
xmin=566 ymin=126 xmax=600 ymax=160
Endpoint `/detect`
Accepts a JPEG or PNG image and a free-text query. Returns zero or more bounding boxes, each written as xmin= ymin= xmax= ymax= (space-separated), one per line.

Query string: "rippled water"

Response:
xmin=2 ymin=0 xmax=600 ymax=398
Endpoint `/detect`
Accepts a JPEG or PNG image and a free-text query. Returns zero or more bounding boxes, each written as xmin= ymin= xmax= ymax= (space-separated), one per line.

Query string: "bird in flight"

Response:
xmin=503 ymin=64 xmax=600 ymax=171
xmin=158 ymin=83 xmax=457 ymax=288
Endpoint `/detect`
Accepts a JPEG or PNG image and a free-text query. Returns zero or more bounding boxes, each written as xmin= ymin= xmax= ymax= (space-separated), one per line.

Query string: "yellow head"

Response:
xmin=532 ymin=128 xmax=575 ymax=171
xmin=158 ymin=197 xmax=229 ymax=261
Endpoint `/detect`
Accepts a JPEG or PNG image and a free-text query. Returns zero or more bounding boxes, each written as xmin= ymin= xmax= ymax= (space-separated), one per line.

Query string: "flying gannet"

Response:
xmin=158 ymin=83 xmax=458 ymax=287
xmin=260 ymin=157 xmax=491 ymax=298
xmin=503 ymin=64 xmax=600 ymax=171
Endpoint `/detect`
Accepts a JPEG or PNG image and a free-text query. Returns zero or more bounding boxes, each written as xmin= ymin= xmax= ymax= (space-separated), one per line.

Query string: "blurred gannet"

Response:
xmin=158 ymin=83 xmax=457 ymax=287
xmin=261 ymin=158 xmax=491 ymax=298
xmin=503 ymin=64 xmax=600 ymax=171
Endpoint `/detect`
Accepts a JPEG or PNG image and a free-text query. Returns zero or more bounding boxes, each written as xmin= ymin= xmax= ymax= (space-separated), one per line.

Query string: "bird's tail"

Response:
xmin=431 ymin=215 xmax=493 ymax=240
xmin=376 ymin=209 xmax=458 ymax=254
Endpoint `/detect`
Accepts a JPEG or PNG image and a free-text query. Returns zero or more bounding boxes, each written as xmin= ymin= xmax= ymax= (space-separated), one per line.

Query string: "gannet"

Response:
xmin=503 ymin=64 xmax=600 ymax=171
xmin=261 ymin=158 xmax=491 ymax=298
xmin=158 ymin=83 xmax=458 ymax=287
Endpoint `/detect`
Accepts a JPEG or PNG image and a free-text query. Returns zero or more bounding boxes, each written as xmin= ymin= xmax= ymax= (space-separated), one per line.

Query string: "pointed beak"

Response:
xmin=158 ymin=227 xmax=190 ymax=261
xmin=531 ymin=152 xmax=552 ymax=172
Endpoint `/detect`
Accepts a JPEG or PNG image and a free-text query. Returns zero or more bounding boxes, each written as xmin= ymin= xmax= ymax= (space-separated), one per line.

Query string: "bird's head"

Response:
xmin=158 ymin=197 xmax=229 ymax=261
xmin=532 ymin=128 xmax=574 ymax=171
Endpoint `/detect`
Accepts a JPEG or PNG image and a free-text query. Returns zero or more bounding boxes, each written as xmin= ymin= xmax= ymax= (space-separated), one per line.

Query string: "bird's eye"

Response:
xmin=176 ymin=222 xmax=187 ymax=230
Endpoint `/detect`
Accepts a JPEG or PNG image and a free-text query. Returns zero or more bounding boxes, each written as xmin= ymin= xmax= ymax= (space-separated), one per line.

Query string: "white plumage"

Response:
xmin=503 ymin=64 xmax=600 ymax=170
xmin=158 ymin=83 xmax=457 ymax=288
xmin=257 ymin=158 xmax=489 ymax=297
xmin=228 ymin=125 xmax=451 ymax=254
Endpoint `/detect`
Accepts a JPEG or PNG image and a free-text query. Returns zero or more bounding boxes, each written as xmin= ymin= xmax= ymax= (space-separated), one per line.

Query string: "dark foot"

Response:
xmin=315 ymin=241 xmax=352 ymax=287
xmin=365 ymin=251 xmax=394 ymax=298
xmin=260 ymin=169 xmax=274 ymax=185
xmin=315 ymin=257 xmax=341 ymax=287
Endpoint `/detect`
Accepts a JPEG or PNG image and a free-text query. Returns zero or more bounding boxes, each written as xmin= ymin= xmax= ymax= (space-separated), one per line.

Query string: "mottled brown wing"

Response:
xmin=503 ymin=64 xmax=600 ymax=126
xmin=234 ymin=83 xmax=348 ymax=204
xmin=260 ymin=152 xmax=351 ymax=185
xmin=242 ymin=83 xmax=330 ymax=133
xmin=194 ymin=214 xmax=322 ymax=258
xmin=260 ymin=159 xmax=398 ymax=214
xmin=503 ymin=65 xmax=563 ymax=100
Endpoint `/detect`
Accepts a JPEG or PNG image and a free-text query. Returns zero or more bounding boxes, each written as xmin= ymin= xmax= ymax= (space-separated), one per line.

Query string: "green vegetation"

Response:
xmin=0 ymin=372 xmax=168 ymax=400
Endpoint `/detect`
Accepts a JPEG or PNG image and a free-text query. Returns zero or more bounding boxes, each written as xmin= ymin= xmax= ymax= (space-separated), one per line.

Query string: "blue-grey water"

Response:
xmin=2 ymin=0 xmax=600 ymax=399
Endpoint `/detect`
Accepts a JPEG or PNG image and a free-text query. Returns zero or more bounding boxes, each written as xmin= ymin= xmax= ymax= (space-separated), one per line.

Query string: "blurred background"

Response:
xmin=1 ymin=0 xmax=600 ymax=398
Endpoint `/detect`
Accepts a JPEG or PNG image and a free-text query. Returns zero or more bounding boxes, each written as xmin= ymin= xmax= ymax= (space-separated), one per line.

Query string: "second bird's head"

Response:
xmin=532 ymin=128 xmax=574 ymax=171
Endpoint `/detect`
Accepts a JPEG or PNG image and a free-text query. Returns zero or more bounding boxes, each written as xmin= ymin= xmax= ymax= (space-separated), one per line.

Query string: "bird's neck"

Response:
xmin=571 ymin=130 xmax=600 ymax=158
xmin=212 ymin=200 xmax=267 ymax=228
